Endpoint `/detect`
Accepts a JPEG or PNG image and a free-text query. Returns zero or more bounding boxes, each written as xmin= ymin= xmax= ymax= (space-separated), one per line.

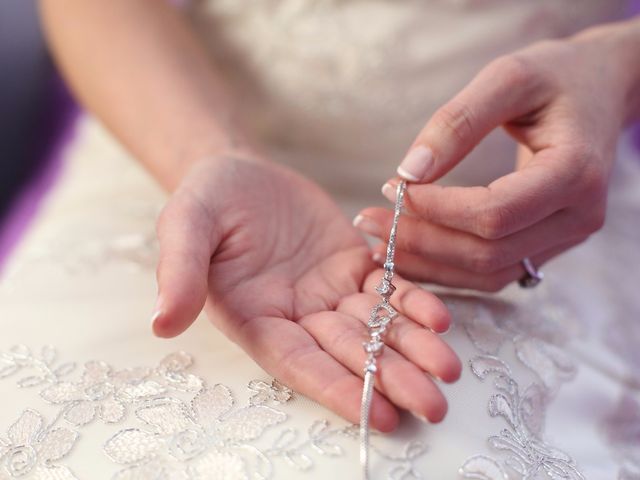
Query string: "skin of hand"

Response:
xmin=41 ymin=0 xmax=462 ymax=429
xmin=151 ymin=156 xmax=462 ymax=431
xmin=355 ymin=17 xmax=640 ymax=291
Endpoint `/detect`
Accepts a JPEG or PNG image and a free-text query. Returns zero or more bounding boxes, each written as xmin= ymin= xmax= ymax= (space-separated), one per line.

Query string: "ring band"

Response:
xmin=518 ymin=257 xmax=543 ymax=288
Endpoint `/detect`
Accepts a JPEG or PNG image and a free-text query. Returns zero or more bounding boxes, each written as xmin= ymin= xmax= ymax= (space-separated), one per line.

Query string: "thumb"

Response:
xmin=151 ymin=188 xmax=222 ymax=338
xmin=396 ymin=56 xmax=542 ymax=183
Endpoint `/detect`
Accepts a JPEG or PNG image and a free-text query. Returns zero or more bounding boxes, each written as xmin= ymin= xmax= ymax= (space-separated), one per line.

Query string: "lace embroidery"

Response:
xmin=5 ymin=203 xmax=160 ymax=279
xmin=247 ymin=379 xmax=292 ymax=406
xmin=0 ymin=345 xmax=426 ymax=479
xmin=448 ymin=292 xmax=584 ymax=480
xmin=104 ymin=385 xmax=287 ymax=479
xmin=0 ymin=410 xmax=78 ymax=480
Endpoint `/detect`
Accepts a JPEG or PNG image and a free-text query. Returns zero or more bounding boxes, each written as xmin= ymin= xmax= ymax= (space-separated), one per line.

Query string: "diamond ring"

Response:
xmin=518 ymin=257 xmax=543 ymax=288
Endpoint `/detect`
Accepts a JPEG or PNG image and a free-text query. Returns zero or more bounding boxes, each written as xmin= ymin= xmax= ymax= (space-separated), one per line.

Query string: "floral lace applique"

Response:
xmin=458 ymin=298 xmax=578 ymax=396
xmin=248 ymin=379 xmax=292 ymax=406
xmin=104 ymin=385 xmax=287 ymax=479
xmin=5 ymin=203 xmax=161 ymax=279
xmin=460 ymin=355 xmax=583 ymax=480
xmin=0 ymin=410 xmax=78 ymax=480
xmin=447 ymin=291 xmax=585 ymax=480
xmin=0 ymin=345 xmax=427 ymax=479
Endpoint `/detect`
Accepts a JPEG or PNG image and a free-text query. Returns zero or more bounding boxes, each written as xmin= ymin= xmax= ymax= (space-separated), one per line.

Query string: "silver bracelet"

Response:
xmin=359 ymin=180 xmax=407 ymax=479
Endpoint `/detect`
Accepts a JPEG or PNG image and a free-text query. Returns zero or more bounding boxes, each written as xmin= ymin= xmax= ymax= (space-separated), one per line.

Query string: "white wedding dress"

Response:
xmin=1 ymin=1 xmax=639 ymax=479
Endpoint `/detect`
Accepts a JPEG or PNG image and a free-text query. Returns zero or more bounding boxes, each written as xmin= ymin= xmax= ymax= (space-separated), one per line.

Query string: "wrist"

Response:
xmin=609 ymin=17 xmax=640 ymax=125
xmin=173 ymin=147 xmax=268 ymax=194
xmin=571 ymin=17 xmax=640 ymax=126
xmin=157 ymin=129 xmax=265 ymax=192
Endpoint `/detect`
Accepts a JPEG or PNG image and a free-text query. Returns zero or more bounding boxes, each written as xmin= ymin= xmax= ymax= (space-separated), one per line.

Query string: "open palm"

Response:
xmin=152 ymin=157 xmax=461 ymax=430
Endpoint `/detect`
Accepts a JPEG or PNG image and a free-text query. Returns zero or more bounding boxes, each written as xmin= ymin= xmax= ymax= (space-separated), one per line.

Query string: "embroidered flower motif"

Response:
xmin=461 ymin=355 xmax=584 ymax=480
xmin=0 ymin=410 xmax=78 ymax=479
xmin=9 ymin=223 xmax=160 ymax=277
xmin=459 ymin=455 xmax=508 ymax=480
xmin=104 ymin=384 xmax=287 ymax=479
xmin=1 ymin=346 xmax=429 ymax=479
xmin=386 ymin=441 xmax=428 ymax=480
xmin=450 ymin=291 xmax=585 ymax=480
xmin=37 ymin=352 xmax=201 ymax=427
xmin=39 ymin=361 xmax=129 ymax=426
xmin=460 ymin=302 xmax=577 ymax=395
xmin=0 ymin=345 xmax=76 ymax=389
xmin=268 ymin=420 xmax=345 ymax=470
xmin=153 ymin=351 xmax=204 ymax=394
xmin=247 ymin=379 xmax=292 ymax=406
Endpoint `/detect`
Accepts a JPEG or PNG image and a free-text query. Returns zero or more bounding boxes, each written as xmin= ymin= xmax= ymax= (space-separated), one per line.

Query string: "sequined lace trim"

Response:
xmin=0 ymin=345 xmax=426 ymax=479
xmin=449 ymin=291 xmax=585 ymax=480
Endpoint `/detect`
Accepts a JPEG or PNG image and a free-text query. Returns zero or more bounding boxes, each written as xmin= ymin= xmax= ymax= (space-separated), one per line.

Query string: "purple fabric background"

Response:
xmin=0 ymin=75 xmax=77 ymax=276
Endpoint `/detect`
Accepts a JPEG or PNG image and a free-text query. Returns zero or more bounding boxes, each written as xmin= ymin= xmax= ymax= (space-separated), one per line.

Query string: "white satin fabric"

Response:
xmin=1 ymin=1 xmax=639 ymax=479
xmin=188 ymin=0 xmax=628 ymax=204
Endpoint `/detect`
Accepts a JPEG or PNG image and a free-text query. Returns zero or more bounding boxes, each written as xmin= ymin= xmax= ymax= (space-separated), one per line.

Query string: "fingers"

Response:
xmin=372 ymin=239 xmax=584 ymax=292
xmin=298 ymin=311 xmax=449 ymax=423
xmin=152 ymin=188 xmax=221 ymax=338
xmin=336 ymin=293 xmax=461 ymax=382
xmin=515 ymin=143 xmax=534 ymax=170
xmin=356 ymin=206 xmax=590 ymax=275
xmin=396 ymin=55 xmax=548 ymax=183
xmin=387 ymin=149 xmax=577 ymax=240
xmin=235 ymin=315 xmax=399 ymax=432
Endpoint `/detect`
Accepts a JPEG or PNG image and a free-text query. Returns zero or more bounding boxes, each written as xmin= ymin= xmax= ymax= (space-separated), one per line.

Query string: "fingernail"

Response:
xmin=353 ymin=214 xmax=381 ymax=237
xmin=372 ymin=252 xmax=384 ymax=264
xmin=397 ymin=145 xmax=433 ymax=182
xmin=151 ymin=297 xmax=163 ymax=328
xmin=151 ymin=309 xmax=162 ymax=326
xmin=381 ymin=183 xmax=395 ymax=203
xmin=410 ymin=411 xmax=429 ymax=424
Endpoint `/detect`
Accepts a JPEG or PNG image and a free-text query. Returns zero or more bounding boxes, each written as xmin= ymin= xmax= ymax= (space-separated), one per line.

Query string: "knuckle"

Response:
xmin=401 ymin=231 xmax=425 ymax=256
xmin=476 ymin=203 xmax=515 ymax=240
xmin=432 ymin=101 xmax=476 ymax=143
xmin=568 ymin=145 xmax=606 ymax=197
xmin=579 ymin=169 xmax=607 ymax=201
xmin=488 ymin=54 xmax=534 ymax=89
xmin=388 ymin=322 xmax=411 ymax=347
xmin=469 ymin=244 xmax=504 ymax=274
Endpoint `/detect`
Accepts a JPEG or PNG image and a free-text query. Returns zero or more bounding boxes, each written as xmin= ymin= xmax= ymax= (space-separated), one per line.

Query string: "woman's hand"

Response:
xmin=42 ymin=0 xmax=461 ymax=432
xmin=355 ymin=19 xmax=640 ymax=291
xmin=151 ymin=156 xmax=462 ymax=431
